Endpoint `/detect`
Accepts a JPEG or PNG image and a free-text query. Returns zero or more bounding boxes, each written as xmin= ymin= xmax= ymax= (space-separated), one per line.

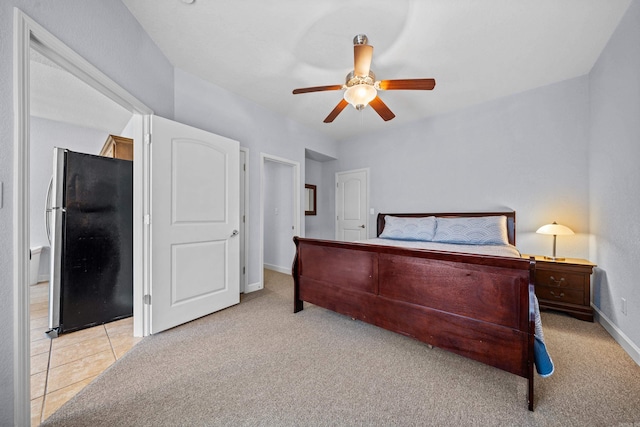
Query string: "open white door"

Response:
xmin=336 ymin=169 xmax=369 ymax=241
xmin=149 ymin=116 xmax=239 ymax=334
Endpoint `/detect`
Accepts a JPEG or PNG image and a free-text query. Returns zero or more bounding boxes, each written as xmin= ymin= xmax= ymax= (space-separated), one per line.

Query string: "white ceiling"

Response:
xmin=121 ymin=0 xmax=631 ymax=141
xmin=30 ymin=50 xmax=133 ymax=134
xmin=31 ymin=1 xmax=632 ymax=142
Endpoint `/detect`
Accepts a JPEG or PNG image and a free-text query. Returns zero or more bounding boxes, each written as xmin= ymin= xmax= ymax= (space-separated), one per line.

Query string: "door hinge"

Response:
xmin=243 ymin=215 xmax=245 ymax=223
xmin=243 ymin=266 xmax=246 ymax=274
xmin=144 ymin=294 xmax=151 ymax=305
xmin=144 ymin=133 xmax=151 ymax=144
xmin=243 ymin=163 xmax=246 ymax=171
xmin=144 ymin=214 xmax=151 ymax=225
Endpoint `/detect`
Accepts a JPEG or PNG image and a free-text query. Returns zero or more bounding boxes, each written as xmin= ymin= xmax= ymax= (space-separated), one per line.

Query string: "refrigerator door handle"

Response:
xmin=48 ymin=148 xmax=67 ymax=335
xmin=45 ymin=176 xmax=53 ymax=245
xmin=45 ymin=168 xmax=67 ymax=246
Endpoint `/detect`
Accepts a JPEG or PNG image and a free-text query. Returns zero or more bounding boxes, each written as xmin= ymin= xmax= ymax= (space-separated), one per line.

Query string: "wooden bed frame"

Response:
xmin=292 ymin=211 xmax=537 ymax=410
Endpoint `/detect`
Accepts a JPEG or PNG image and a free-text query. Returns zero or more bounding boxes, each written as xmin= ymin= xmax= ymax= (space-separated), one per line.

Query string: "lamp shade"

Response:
xmin=343 ymin=84 xmax=377 ymax=110
xmin=536 ymin=222 xmax=575 ymax=236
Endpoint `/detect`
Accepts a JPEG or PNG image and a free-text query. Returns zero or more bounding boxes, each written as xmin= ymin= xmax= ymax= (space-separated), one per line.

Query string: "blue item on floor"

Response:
xmin=534 ymin=335 xmax=554 ymax=377
xmin=533 ymin=295 xmax=554 ymax=377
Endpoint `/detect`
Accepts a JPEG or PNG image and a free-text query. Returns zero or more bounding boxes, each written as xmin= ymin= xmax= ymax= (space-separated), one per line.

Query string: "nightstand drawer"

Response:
xmin=534 ymin=270 xmax=586 ymax=290
xmin=536 ymin=285 xmax=584 ymax=305
xmin=524 ymin=255 xmax=596 ymax=321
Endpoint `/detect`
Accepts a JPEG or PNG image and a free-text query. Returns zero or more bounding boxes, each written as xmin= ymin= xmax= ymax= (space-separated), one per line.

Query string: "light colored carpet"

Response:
xmin=42 ymin=269 xmax=640 ymax=426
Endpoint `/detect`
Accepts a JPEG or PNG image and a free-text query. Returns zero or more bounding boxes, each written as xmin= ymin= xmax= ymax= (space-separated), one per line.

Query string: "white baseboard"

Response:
xmin=593 ymin=306 xmax=640 ymax=366
xmin=245 ymin=281 xmax=262 ymax=293
xmin=264 ymin=263 xmax=291 ymax=275
xmin=244 ymin=264 xmax=291 ymax=294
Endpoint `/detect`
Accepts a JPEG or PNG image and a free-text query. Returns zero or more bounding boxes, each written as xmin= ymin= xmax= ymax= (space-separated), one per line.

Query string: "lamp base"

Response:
xmin=544 ymin=256 xmax=565 ymax=261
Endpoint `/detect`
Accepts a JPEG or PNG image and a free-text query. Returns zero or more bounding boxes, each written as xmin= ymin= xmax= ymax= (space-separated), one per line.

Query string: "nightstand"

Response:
xmin=522 ymin=254 xmax=596 ymax=322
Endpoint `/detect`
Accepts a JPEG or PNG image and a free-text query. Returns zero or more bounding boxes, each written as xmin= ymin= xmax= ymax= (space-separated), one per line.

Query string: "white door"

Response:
xmin=150 ymin=116 xmax=240 ymax=334
xmin=336 ymin=169 xmax=369 ymax=241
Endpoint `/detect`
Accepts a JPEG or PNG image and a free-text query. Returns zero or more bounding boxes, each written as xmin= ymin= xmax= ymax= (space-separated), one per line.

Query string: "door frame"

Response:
xmin=239 ymin=147 xmax=249 ymax=293
xmin=258 ymin=153 xmax=300 ymax=291
xmin=335 ymin=168 xmax=370 ymax=240
xmin=13 ymin=9 xmax=152 ymax=423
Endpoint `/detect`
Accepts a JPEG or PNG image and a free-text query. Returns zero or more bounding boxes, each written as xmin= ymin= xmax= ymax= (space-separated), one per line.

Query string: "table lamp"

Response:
xmin=536 ymin=221 xmax=574 ymax=261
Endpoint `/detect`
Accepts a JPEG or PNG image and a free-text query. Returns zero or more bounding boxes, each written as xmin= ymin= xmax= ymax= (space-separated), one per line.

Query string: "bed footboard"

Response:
xmin=292 ymin=236 xmax=536 ymax=410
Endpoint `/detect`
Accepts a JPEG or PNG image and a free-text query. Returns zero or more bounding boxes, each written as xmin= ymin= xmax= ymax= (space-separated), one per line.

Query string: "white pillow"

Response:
xmin=432 ymin=216 xmax=510 ymax=245
xmin=379 ymin=216 xmax=437 ymax=241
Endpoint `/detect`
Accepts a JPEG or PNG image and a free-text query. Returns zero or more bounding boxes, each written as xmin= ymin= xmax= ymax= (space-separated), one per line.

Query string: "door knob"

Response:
xmin=359 ymin=225 xmax=365 ymax=228
xmin=231 ymin=229 xmax=239 ymax=237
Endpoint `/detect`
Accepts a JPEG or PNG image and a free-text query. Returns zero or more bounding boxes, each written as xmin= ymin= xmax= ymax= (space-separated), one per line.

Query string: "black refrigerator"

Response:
xmin=46 ymin=148 xmax=133 ymax=338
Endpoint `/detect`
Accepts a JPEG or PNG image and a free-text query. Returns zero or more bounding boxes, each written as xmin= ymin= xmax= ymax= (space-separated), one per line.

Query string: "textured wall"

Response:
xmin=589 ymin=0 xmax=640 ymax=351
xmin=336 ymin=76 xmax=591 ymax=260
xmin=0 ymin=5 xmax=14 ymax=424
xmin=303 ymin=158 xmax=338 ymax=240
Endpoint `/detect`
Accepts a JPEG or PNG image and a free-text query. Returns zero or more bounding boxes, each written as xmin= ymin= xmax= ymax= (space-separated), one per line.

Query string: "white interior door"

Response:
xmin=336 ymin=169 xmax=369 ymax=241
xmin=150 ymin=116 xmax=239 ymax=334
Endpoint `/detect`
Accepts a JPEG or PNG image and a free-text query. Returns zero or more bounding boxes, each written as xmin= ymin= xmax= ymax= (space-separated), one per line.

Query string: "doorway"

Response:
xmin=259 ymin=154 xmax=300 ymax=288
xmin=30 ymin=45 xmax=136 ymax=331
xmin=29 ymin=88 xmax=136 ymax=422
xmin=14 ymin=11 xmax=152 ymax=425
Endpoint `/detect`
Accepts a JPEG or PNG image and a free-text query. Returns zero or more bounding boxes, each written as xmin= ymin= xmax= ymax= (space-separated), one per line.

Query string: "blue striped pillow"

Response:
xmin=432 ymin=216 xmax=509 ymax=245
xmin=379 ymin=216 xmax=437 ymax=241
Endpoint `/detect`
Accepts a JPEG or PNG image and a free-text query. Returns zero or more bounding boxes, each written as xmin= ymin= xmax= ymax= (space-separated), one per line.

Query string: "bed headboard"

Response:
xmin=376 ymin=211 xmax=517 ymax=246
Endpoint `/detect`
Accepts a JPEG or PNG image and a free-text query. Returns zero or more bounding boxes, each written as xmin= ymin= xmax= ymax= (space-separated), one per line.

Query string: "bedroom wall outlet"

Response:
xmin=621 ymin=297 xmax=627 ymax=315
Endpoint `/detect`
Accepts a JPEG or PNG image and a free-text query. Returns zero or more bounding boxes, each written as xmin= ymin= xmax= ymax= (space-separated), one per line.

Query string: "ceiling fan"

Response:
xmin=292 ymin=34 xmax=436 ymax=123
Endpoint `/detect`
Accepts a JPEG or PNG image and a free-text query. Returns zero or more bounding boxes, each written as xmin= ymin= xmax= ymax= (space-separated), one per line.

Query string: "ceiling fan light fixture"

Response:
xmin=291 ymin=35 xmax=435 ymax=122
xmin=343 ymin=84 xmax=377 ymax=110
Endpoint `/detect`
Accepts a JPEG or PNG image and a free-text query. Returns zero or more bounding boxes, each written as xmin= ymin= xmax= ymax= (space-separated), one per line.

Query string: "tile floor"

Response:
xmin=30 ymin=282 xmax=142 ymax=426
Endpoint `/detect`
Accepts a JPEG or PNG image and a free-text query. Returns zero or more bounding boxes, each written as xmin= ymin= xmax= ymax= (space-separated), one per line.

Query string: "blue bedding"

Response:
xmin=533 ymin=296 xmax=555 ymax=377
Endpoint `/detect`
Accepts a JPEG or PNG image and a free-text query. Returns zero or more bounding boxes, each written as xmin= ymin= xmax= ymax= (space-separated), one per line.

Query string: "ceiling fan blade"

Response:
xmin=354 ymin=44 xmax=373 ymax=77
xmin=323 ymin=99 xmax=349 ymax=123
xmin=377 ymin=78 xmax=436 ymax=91
xmin=369 ymin=96 xmax=396 ymax=121
xmin=292 ymin=84 xmax=343 ymax=94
